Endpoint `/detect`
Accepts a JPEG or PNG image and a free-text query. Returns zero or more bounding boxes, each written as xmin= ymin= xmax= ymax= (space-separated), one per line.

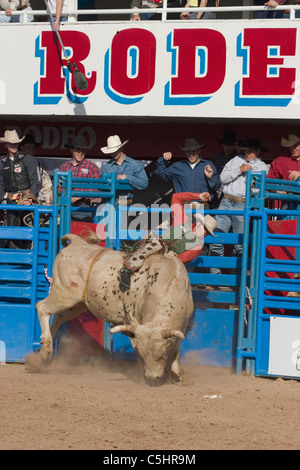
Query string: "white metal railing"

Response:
xmin=0 ymin=3 xmax=300 ymax=23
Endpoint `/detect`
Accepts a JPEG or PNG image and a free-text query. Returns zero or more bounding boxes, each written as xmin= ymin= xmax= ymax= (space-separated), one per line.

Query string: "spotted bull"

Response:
xmin=36 ymin=234 xmax=194 ymax=383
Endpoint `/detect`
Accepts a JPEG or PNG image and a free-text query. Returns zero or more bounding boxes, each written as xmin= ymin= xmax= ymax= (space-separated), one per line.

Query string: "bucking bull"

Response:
xmin=36 ymin=234 xmax=194 ymax=383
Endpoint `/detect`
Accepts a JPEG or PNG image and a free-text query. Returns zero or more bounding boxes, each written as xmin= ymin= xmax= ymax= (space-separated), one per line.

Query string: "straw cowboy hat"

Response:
xmin=281 ymin=130 xmax=300 ymax=148
xmin=0 ymin=129 xmax=25 ymax=144
xmin=238 ymin=138 xmax=268 ymax=152
xmin=195 ymin=213 xmax=217 ymax=236
xmin=204 ymin=214 xmax=217 ymax=236
xmin=64 ymin=136 xmax=90 ymax=150
xmin=101 ymin=135 xmax=129 ymax=154
xmin=179 ymin=138 xmax=206 ymax=152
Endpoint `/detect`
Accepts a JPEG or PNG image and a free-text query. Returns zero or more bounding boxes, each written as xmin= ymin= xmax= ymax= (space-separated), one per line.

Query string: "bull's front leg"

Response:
xmin=36 ymin=299 xmax=53 ymax=360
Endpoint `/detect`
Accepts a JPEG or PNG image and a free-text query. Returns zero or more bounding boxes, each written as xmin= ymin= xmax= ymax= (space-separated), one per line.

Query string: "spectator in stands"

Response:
xmin=267 ymin=129 xmax=300 ymax=210
xmin=47 ymin=0 xmax=67 ymax=30
xmin=212 ymin=131 xmax=238 ymax=176
xmin=59 ymin=135 xmax=101 ymax=221
xmin=20 ymin=134 xmax=53 ymax=206
xmin=157 ymin=138 xmax=220 ymax=206
xmin=209 ymin=138 xmax=269 ymax=275
xmin=0 ymin=129 xmax=42 ymax=248
xmin=101 ymin=135 xmax=148 ymax=204
xmin=132 ymin=0 xmax=162 ymax=20
xmin=78 ymin=0 xmax=96 ymax=21
xmin=263 ymin=0 xmax=300 ymax=18
xmin=131 ymin=0 xmax=183 ymax=21
xmin=180 ymin=0 xmax=218 ymax=20
xmin=210 ymin=131 xmax=238 ymax=209
xmin=162 ymin=191 xmax=216 ymax=264
xmin=0 ymin=0 xmax=33 ymax=23
xmin=253 ymin=0 xmax=273 ymax=18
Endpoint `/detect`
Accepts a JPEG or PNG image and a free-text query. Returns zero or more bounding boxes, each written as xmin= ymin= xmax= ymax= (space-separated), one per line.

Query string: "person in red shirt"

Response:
xmin=163 ymin=191 xmax=217 ymax=264
xmin=267 ymin=130 xmax=300 ymax=182
xmin=267 ymin=130 xmax=300 ymax=212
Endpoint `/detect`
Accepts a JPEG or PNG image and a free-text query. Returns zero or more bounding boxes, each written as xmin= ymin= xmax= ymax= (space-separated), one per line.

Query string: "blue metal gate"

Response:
xmin=0 ymin=204 xmax=54 ymax=361
xmin=236 ymin=171 xmax=300 ymax=378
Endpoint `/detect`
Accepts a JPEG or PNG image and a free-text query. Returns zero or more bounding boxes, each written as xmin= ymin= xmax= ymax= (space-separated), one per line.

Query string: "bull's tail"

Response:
xmin=61 ymin=234 xmax=88 ymax=247
xmin=61 ymin=231 xmax=102 ymax=247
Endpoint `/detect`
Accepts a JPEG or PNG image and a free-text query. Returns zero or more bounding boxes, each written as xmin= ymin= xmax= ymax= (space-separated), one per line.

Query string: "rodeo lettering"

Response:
xmin=36 ymin=27 xmax=297 ymax=107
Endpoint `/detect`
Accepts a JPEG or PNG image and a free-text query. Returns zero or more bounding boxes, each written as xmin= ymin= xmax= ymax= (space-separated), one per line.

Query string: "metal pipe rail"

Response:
xmin=236 ymin=170 xmax=300 ymax=378
xmin=1 ymin=3 xmax=300 ymax=22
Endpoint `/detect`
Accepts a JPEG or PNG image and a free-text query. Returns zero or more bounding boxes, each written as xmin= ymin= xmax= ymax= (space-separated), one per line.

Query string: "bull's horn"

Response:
xmin=161 ymin=329 xmax=185 ymax=340
xmin=110 ymin=324 xmax=137 ymax=335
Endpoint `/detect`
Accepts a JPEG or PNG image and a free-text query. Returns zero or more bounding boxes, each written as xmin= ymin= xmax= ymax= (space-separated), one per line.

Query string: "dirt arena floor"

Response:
xmin=0 ymin=350 xmax=299 ymax=451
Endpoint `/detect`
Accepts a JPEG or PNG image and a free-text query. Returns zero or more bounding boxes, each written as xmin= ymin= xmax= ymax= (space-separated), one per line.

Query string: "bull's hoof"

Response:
xmin=171 ymin=372 xmax=183 ymax=385
xmin=40 ymin=339 xmax=53 ymax=361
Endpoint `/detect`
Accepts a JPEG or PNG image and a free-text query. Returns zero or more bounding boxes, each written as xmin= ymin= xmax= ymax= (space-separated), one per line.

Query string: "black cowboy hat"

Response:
xmin=179 ymin=138 xmax=206 ymax=152
xmin=218 ymin=131 xmax=236 ymax=146
xmin=238 ymin=138 xmax=268 ymax=152
xmin=22 ymin=133 xmax=41 ymax=147
xmin=64 ymin=136 xmax=90 ymax=150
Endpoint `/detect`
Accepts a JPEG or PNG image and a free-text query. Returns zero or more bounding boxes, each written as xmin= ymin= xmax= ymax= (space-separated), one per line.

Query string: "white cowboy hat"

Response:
xmin=0 ymin=129 xmax=25 ymax=144
xmin=100 ymin=135 xmax=129 ymax=154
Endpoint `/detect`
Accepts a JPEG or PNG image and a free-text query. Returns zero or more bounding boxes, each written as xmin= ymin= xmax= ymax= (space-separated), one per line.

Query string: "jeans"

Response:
xmin=189 ymin=11 xmax=216 ymax=20
xmin=254 ymin=11 xmax=273 ymax=19
xmin=273 ymin=10 xmax=300 ymax=19
xmin=48 ymin=15 xmax=68 ymax=24
xmin=209 ymin=198 xmax=244 ymax=275
xmin=0 ymin=5 xmax=33 ymax=23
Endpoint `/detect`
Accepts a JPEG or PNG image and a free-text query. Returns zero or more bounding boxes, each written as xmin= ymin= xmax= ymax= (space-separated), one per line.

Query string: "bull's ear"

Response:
xmin=161 ymin=329 xmax=185 ymax=340
xmin=110 ymin=325 xmax=137 ymax=336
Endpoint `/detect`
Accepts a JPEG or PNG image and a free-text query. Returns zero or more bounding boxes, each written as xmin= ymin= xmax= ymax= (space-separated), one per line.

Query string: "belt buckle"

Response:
xmin=229 ymin=195 xmax=236 ymax=203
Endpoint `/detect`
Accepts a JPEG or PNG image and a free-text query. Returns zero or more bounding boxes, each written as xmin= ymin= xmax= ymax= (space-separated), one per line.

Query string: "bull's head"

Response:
xmin=110 ymin=324 xmax=184 ymax=382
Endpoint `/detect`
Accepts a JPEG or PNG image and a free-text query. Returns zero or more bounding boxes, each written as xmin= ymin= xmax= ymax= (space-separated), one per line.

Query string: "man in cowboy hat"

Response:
xmin=210 ymin=131 xmax=238 ymax=209
xmin=267 ymin=129 xmax=300 ymax=212
xmin=101 ymin=135 xmax=148 ymax=202
xmin=157 ymin=138 xmax=220 ymax=205
xmin=267 ymin=130 xmax=300 ymax=182
xmin=211 ymin=131 xmax=238 ymax=175
xmin=209 ymin=137 xmax=269 ymax=277
xmin=0 ymin=129 xmax=42 ymax=248
xmin=20 ymin=134 xmax=53 ymax=205
xmin=59 ymin=135 xmax=101 ymax=221
xmin=20 ymin=133 xmax=41 ymax=156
